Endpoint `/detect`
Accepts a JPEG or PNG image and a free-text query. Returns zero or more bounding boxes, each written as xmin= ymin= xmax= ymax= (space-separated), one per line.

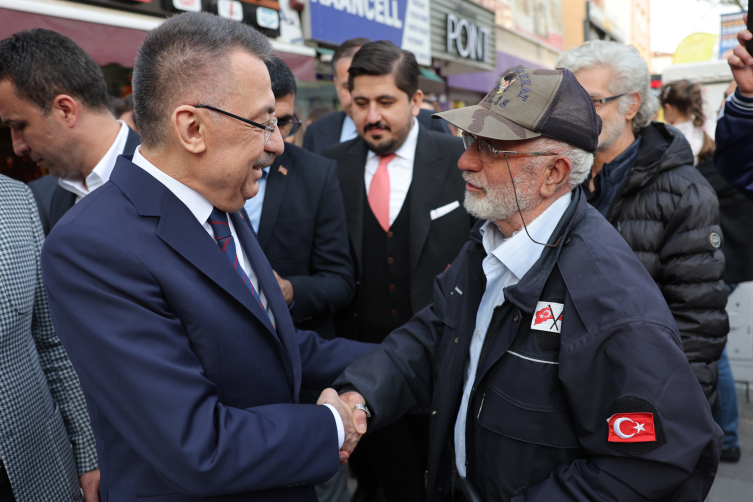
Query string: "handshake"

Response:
xmin=318 ymin=388 xmax=368 ymax=464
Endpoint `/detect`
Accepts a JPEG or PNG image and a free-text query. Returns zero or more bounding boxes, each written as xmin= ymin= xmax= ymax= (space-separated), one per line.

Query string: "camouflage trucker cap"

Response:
xmin=434 ymin=68 xmax=602 ymax=153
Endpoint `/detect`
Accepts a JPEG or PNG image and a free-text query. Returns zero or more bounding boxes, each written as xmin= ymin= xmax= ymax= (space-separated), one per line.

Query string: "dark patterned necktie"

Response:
xmin=208 ymin=207 xmax=273 ymax=326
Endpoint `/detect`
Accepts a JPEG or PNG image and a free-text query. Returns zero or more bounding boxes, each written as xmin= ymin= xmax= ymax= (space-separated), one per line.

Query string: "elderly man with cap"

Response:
xmin=334 ymin=68 xmax=722 ymax=501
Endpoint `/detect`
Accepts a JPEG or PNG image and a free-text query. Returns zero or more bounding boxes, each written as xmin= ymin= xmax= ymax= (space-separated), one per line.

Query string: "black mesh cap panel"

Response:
xmin=537 ymin=69 xmax=602 ymax=153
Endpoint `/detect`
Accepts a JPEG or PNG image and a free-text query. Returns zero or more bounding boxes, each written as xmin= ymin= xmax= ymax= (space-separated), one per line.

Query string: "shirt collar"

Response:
xmin=367 ymin=117 xmax=419 ymax=162
xmin=480 ymin=191 xmax=573 ymax=280
xmin=340 ymin=115 xmax=359 ymax=143
xmin=131 ymin=146 xmax=215 ymax=226
xmin=58 ymin=120 xmax=129 ymax=198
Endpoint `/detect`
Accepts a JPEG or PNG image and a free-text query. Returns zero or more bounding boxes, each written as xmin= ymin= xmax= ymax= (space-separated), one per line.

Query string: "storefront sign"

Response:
xmin=446 ymin=13 xmax=490 ymax=62
xmin=218 ymin=0 xmax=244 ymax=20
xmin=172 ymin=0 xmax=201 ymax=12
xmin=302 ymin=0 xmax=431 ymax=65
xmin=430 ymin=0 xmax=495 ymax=73
xmin=720 ymin=12 xmax=746 ymax=60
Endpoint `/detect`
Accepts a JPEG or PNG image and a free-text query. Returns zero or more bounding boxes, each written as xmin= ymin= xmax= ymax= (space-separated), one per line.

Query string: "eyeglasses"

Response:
xmin=277 ymin=114 xmax=302 ymax=138
xmin=462 ymin=132 xmax=557 ymax=164
xmin=461 ymin=131 xmax=562 ymax=249
xmin=193 ymin=104 xmax=277 ymax=143
xmin=590 ymin=93 xmax=627 ymax=107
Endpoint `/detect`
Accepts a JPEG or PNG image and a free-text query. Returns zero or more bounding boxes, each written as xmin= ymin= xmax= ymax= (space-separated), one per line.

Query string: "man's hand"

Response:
xmin=318 ymin=388 xmax=367 ymax=464
xmin=339 ymin=391 xmax=369 ymax=436
xmin=730 ymin=14 xmax=753 ymax=98
xmin=80 ymin=469 xmax=100 ymax=502
xmin=273 ymin=270 xmax=294 ymax=305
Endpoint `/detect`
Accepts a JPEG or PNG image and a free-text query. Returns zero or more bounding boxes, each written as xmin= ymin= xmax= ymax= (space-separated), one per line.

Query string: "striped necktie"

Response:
xmin=207 ymin=207 xmax=272 ymax=326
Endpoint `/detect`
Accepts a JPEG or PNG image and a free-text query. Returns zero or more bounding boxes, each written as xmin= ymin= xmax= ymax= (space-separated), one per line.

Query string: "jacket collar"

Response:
xmin=257 ymin=148 xmax=292 ymax=250
xmin=502 ymin=187 xmax=586 ymax=314
xmin=109 ymin=156 xmax=298 ymax=391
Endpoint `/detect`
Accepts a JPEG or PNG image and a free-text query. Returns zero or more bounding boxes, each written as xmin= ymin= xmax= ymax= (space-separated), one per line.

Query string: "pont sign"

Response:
xmin=446 ymin=13 xmax=491 ymax=62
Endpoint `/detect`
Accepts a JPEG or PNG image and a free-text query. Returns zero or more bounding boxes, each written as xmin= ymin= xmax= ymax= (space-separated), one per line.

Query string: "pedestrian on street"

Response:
xmin=661 ymin=80 xmax=750 ymax=463
xmin=558 ymin=41 xmax=729 ymax=405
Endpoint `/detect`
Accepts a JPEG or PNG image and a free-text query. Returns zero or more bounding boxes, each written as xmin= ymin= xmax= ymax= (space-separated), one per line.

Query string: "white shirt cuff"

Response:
xmin=323 ymin=403 xmax=345 ymax=448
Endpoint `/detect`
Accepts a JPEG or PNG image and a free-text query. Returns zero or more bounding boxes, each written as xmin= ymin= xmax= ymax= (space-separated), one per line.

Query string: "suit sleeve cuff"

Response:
xmin=323 ymin=403 xmax=345 ymax=448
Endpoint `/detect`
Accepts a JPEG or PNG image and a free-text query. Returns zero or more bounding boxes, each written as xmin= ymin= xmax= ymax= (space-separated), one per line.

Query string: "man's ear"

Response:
xmin=625 ymin=92 xmax=642 ymax=121
xmin=172 ymin=105 xmax=207 ymax=154
xmin=410 ymin=89 xmax=424 ymax=117
xmin=51 ymin=94 xmax=79 ymax=128
xmin=541 ymin=156 xmax=572 ymax=197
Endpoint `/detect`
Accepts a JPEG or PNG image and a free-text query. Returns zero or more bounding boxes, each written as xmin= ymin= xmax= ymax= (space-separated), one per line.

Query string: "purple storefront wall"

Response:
xmin=445 ymin=51 xmax=545 ymax=96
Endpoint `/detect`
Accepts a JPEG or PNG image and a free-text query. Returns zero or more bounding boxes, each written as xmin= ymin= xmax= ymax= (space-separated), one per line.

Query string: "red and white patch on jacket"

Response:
xmin=607 ymin=412 xmax=656 ymax=442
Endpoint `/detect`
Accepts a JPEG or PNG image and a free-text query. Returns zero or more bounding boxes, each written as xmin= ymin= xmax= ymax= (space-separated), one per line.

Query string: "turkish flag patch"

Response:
xmin=531 ymin=301 xmax=563 ymax=333
xmin=607 ymin=413 xmax=656 ymax=442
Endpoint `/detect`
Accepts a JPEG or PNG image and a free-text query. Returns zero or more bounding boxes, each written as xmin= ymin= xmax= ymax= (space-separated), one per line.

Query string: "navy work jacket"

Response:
xmin=336 ymin=188 xmax=723 ymax=502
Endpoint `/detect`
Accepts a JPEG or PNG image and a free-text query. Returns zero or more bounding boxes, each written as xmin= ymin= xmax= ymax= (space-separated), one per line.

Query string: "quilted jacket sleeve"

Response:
xmin=658 ymin=172 xmax=728 ymax=401
xmin=25 ymin=186 xmax=98 ymax=475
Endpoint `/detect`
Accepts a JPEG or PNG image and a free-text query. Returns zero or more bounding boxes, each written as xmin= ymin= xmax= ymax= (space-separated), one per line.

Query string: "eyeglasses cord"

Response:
xmin=503 ymin=153 xmax=562 ymax=248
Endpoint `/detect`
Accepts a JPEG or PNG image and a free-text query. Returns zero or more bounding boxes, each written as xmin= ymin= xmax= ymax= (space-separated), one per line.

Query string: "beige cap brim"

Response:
xmin=433 ymin=105 xmax=541 ymax=142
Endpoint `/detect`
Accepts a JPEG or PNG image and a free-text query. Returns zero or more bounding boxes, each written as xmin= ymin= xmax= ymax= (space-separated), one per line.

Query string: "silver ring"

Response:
xmin=353 ymin=403 xmax=371 ymax=418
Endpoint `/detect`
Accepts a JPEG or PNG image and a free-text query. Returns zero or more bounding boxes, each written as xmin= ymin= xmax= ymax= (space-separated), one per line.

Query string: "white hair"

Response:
xmin=534 ymin=137 xmax=594 ymax=188
xmin=556 ymin=40 xmax=658 ymax=134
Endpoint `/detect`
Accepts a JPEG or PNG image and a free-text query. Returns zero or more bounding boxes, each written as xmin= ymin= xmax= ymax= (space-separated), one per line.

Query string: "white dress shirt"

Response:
xmin=364 ymin=117 xmax=419 ymax=226
xmin=454 ymin=192 xmax=572 ymax=477
xmin=131 ymin=147 xmax=344 ymax=449
xmin=243 ymin=166 xmax=271 ymax=234
xmin=340 ymin=114 xmax=359 ymax=143
xmin=59 ymin=120 xmax=130 ymax=202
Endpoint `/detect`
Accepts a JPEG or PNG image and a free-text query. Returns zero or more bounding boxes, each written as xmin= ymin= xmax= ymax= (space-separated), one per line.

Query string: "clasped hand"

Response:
xmin=317 ymin=388 xmax=368 ymax=464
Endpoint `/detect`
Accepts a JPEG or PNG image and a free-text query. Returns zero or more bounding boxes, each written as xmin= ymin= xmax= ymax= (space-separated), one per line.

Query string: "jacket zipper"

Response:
xmin=477 ymin=393 xmax=485 ymax=419
xmin=472 ymin=305 xmax=501 ymax=393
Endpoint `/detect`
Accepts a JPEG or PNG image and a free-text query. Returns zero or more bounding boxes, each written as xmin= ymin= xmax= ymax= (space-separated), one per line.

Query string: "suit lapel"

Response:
xmin=257 ymin=156 xmax=290 ymax=251
xmin=154 ymin=188 xmax=284 ymax=350
xmin=409 ymin=126 xmax=448 ymax=274
xmin=338 ymin=140 xmax=368 ymax=275
xmin=49 ymin=186 xmax=76 ymax=230
xmin=231 ymin=211 xmax=299 ymax=397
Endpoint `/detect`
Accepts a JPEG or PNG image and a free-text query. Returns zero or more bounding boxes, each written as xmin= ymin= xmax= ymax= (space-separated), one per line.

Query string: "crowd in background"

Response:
xmin=0 ymin=9 xmax=751 ymax=502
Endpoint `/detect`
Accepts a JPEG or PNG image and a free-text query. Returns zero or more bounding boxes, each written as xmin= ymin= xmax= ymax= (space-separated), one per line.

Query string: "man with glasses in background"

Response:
xmin=42 ymin=13 xmax=372 ymax=502
xmin=334 ymin=67 xmax=722 ymax=502
xmin=557 ymin=41 xmax=728 ymax=407
xmin=244 ymin=57 xmax=354 ymax=343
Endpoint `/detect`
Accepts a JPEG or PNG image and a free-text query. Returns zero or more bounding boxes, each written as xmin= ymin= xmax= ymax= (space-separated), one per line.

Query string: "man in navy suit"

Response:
xmin=41 ymin=13 xmax=371 ymax=502
xmin=303 ymin=38 xmax=450 ymax=155
xmin=245 ymin=57 xmax=354 ymax=342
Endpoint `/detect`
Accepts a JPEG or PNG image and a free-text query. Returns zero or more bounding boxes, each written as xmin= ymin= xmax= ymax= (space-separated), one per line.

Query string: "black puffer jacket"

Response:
xmin=587 ymin=122 xmax=728 ymax=403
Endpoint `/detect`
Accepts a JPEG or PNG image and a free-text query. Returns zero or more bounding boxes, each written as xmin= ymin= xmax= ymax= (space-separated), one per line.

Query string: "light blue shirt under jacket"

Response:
xmin=454 ymin=191 xmax=573 ymax=477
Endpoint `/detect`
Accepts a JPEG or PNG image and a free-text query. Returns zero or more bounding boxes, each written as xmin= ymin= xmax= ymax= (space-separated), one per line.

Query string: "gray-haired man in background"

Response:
xmin=557 ymin=41 xmax=728 ymax=405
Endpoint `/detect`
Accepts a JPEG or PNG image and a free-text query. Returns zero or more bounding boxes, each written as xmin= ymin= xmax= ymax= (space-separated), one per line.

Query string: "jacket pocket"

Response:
xmin=478 ymin=384 xmax=580 ymax=449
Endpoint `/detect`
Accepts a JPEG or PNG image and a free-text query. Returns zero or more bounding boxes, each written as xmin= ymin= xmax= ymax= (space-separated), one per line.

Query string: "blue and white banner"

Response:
xmin=308 ymin=0 xmax=431 ymax=65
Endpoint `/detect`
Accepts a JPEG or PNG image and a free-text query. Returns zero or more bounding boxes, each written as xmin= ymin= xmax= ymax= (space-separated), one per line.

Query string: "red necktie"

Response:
xmin=368 ymin=153 xmax=396 ymax=232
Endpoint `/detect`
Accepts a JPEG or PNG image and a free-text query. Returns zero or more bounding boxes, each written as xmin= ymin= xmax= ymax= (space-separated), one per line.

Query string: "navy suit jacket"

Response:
xmin=302 ymin=109 xmax=451 ymax=154
xmin=29 ymin=127 xmax=140 ymax=236
xmin=41 ymin=156 xmax=372 ymax=502
xmin=259 ymin=144 xmax=354 ymax=339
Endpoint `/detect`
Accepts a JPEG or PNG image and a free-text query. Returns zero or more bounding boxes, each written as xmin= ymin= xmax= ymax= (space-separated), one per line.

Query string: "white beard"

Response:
xmin=462 ymin=170 xmax=539 ymax=223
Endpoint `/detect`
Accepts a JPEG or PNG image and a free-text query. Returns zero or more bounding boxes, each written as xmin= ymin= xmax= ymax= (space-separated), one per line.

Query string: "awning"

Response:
xmin=0 ymin=0 xmax=317 ymax=78
xmin=0 ymin=6 xmax=151 ymax=67
xmin=419 ymin=68 xmax=446 ymax=96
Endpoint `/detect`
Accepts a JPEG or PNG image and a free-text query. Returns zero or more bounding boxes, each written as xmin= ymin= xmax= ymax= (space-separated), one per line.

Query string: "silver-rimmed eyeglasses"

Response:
xmin=462 ymin=132 xmax=557 ymax=164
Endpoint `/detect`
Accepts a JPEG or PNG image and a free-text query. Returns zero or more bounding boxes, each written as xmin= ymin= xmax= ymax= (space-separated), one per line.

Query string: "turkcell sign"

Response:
xmin=308 ymin=0 xmax=431 ymax=65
